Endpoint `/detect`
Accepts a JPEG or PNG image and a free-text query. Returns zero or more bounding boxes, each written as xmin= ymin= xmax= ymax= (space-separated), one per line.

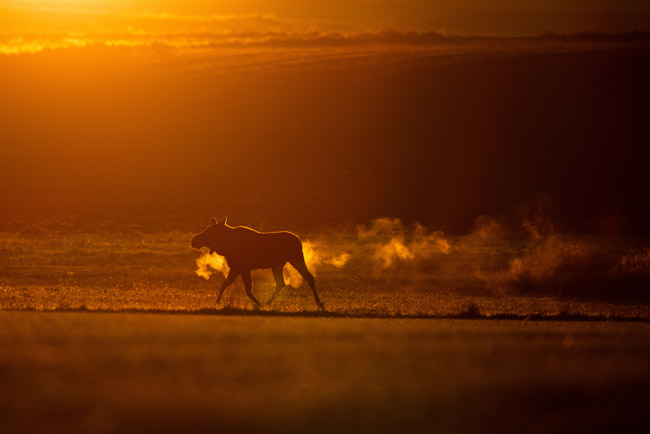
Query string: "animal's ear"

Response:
xmin=211 ymin=217 xmax=218 ymax=226
xmin=217 ymin=216 xmax=227 ymax=226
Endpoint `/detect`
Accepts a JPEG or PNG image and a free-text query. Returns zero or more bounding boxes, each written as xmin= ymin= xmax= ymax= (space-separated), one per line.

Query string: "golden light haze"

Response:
xmin=2 ymin=0 xmax=650 ymax=39
xmin=1 ymin=1 xmax=650 ymax=431
xmin=1 ymin=0 xmax=650 ymax=234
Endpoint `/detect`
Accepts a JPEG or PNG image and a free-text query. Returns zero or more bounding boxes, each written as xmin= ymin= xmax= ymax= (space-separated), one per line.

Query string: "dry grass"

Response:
xmin=1 ymin=224 xmax=649 ymax=319
xmin=2 ymin=221 xmax=650 ymax=433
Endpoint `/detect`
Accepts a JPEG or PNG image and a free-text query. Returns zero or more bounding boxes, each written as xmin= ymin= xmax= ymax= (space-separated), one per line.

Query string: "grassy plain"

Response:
xmin=1 ymin=222 xmax=649 ymax=319
xmin=1 ymin=311 xmax=649 ymax=434
xmin=1 ymin=221 xmax=649 ymax=432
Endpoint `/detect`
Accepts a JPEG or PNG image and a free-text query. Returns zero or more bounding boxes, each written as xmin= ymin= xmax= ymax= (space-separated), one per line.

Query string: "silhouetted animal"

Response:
xmin=191 ymin=217 xmax=323 ymax=309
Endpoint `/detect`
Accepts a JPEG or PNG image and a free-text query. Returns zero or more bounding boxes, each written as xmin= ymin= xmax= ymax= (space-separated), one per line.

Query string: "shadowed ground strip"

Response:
xmin=0 ymin=311 xmax=649 ymax=434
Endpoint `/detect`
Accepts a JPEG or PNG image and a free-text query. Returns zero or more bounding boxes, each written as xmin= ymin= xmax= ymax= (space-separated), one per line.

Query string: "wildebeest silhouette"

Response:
xmin=191 ymin=217 xmax=324 ymax=310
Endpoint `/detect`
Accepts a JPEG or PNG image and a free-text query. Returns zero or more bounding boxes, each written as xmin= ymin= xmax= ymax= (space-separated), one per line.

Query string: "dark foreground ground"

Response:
xmin=1 ymin=311 xmax=649 ymax=434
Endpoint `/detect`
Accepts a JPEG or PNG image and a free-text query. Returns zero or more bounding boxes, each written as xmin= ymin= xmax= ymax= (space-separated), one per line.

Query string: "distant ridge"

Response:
xmin=535 ymin=30 xmax=650 ymax=42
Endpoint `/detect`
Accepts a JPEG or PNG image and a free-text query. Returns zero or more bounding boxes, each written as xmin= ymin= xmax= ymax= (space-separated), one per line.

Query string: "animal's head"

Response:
xmin=191 ymin=217 xmax=229 ymax=253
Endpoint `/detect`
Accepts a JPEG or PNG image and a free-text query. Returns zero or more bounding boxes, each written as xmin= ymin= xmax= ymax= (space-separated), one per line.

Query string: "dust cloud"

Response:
xmin=357 ymin=218 xmax=450 ymax=269
xmin=283 ymin=240 xmax=351 ymax=288
xmin=194 ymin=207 xmax=650 ymax=299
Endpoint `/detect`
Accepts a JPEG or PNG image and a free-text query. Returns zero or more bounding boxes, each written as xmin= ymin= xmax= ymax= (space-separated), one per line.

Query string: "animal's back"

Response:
xmin=227 ymin=226 xmax=304 ymax=270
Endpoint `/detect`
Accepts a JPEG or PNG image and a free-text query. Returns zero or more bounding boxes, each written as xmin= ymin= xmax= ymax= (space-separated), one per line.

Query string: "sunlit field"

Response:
xmin=4 ymin=218 xmax=648 ymax=434
xmin=1 ymin=217 xmax=649 ymax=319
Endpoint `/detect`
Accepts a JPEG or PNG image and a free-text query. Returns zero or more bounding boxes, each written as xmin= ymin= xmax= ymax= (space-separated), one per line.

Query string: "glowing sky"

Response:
xmin=2 ymin=0 xmax=650 ymax=36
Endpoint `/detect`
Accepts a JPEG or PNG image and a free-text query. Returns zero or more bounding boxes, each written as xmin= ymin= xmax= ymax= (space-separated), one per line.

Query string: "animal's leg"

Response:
xmin=241 ymin=271 xmax=261 ymax=308
xmin=266 ymin=265 xmax=286 ymax=305
xmin=217 ymin=269 xmax=239 ymax=305
xmin=289 ymin=256 xmax=324 ymax=310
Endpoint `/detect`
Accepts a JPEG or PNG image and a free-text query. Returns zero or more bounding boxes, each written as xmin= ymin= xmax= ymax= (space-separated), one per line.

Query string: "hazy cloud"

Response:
xmin=2 ymin=4 xmax=647 ymax=55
